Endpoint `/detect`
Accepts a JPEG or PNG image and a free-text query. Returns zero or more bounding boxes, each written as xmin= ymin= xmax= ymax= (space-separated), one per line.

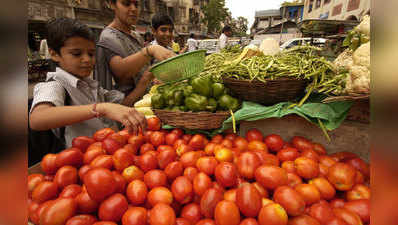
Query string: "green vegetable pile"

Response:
xmin=151 ymin=76 xmax=240 ymax=112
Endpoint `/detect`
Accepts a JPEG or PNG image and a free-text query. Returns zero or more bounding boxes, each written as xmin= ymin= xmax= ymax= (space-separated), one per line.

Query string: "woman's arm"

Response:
xmin=122 ymin=71 xmax=154 ymax=106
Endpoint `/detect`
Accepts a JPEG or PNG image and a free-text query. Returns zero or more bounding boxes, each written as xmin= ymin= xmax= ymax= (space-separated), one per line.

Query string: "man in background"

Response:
xmin=217 ymin=25 xmax=232 ymax=52
xmin=187 ymin=33 xmax=198 ymax=52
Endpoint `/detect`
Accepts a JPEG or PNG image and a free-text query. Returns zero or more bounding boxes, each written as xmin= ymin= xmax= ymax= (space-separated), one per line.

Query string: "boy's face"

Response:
xmin=50 ymin=37 xmax=95 ymax=78
xmin=152 ymin=25 xmax=173 ymax=48
xmin=112 ymin=0 xmax=139 ymax=26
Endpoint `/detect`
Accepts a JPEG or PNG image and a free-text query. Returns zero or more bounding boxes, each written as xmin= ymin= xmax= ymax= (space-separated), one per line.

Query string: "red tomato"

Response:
xmin=149 ymin=203 xmax=176 ymax=225
xmin=327 ymin=163 xmax=356 ymax=191
xmin=28 ymin=200 xmax=40 ymax=224
xmin=144 ymin=130 xmax=153 ymax=142
xmin=182 ymin=134 xmax=193 ymax=143
xmin=174 ymin=139 xmax=188 ymax=149
xmin=41 ymin=154 xmax=58 ymax=175
xmin=150 ymin=131 xmax=165 ymax=147
xmin=291 ymin=136 xmax=313 ymax=151
xmin=255 ymin=165 xmax=288 ymax=190
xmin=72 ymin=136 xmax=95 ymax=153
xmin=92 ymin=222 xmax=117 ymax=225
xmin=122 ymin=207 xmax=147 ymax=225
xmin=172 ymin=176 xmax=193 ymax=204
xmin=93 ymin=128 xmax=115 ymax=142
xmin=193 ymin=172 xmax=212 ymax=196
xmin=236 ymin=152 xmax=261 ymax=179
xmin=239 ymin=218 xmax=259 ymax=225
xmin=112 ymin=171 xmax=127 ymax=194
xmin=184 ymin=167 xmax=199 ymax=182
xmin=66 ymin=214 xmax=97 ymax=225
xmin=59 ymin=184 xmax=82 ymax=198
xmin=309 ymin=178 xmax=336 ymax=200
xmin=214 ymin=162 xmax=238 ymax=188
xmin=319 ymin=164 xmax=329 ymax=177
xmin=140 ymin=143 xmax=155 ymax=155
xmin=157 ymin=148 xmax=177 ymax=169
xmin=233 ymin=137 xmax=248 ymax=152
xmin=294 ymin=157 xmax=319 ymax=179
xmin=309 ymin=201 xmax=335 ymax=224
xmin=287 ymin=173 xmax=303 ymax=188
xmin=32 ymin=181 xmax=58 ymax=203
xmin=294 ymin=184 xmax=321 ymax=206
xmin=147 ymin=117 xmax=161 ymax=131
xmin=75 ymin=190 xmax=99 ymax=214
xmin=144 ymin=169 xmax=168 ymax=189
xmin=196 ymin=157 xmax=218 ymax=176
xmin=181 ymin=203 xmax=202 ymax=224
xmin=252 ymin=182 xmax=269 ymax=198
xmin=170 ymin=128 xmax=184 ymax=137
xmin=264 ymin=134 xmax=284 ymax=152
xmin=83 ymin=168 xmax=116 ymax=202
xmin=330 ymin=152 xmax=358 ymax=162
xmin=319 ymin=155 xmax=337 ymax=168
xmin=180 ymin=151 xmax=201 ymax=168
xmin=128 ymin=134 xmax=146 ymax=150
xmin=90 ymin=155 xmax=114 ymax=170
xmin=189 ymin=134 xmax=206 ymax=150
xmin=214 ymin=147 xmax=234 ymax=163
xmin=215 ymin=200 xmax=240 ymax=225
xmin=110 ymin=132 xmax=128 ymax=146
xmin=126 ymin=180 xmax=147 ymax=205
xmin=176 ymin=218 xmax=192 ymax=225
xmin=83 ymin=148 xmax=105 ymax=165
xmin=176 ymin=144 xmax=194 ymax=157
xmin=98 ymin=193 xmax=129 ymax=222
xmin=56 ymin=148 xmax=84 ymax=168
xmin=165 ymin=133 xmax=179 ymax=146
xmin=333 ymin=208 xmax=362 ymax=225
xmin=103 ymin=137 xmax=123 ymax=155
xmin=200 ymin=188 xmax=224 ymax=218
xmin=28 ymin=174 xmax=45 ymax=196
xmin=78 ymin=165 xmax=92 ymax=182
xmin=346 ymin=184 xmax=370 ymax=201
xmin=139 ymin=153 xmax=158 ymax=172
xmin=236 ymin=183 xmax=262 ymax=217
xmin=211 ymin=135 xmax=223 ymax=144
xmin=112 ymin=148 xmax=135 ymax=172
xmin=147 ymin=186 xmax=173 ymax=206
xmin=122 ymin=165 xmax=144 ymax=183
xmin=273 ymin=186 xmax=306 ymax=216
xmin=277 ymin=147 xmax=300 ymax=162
xmin=258 ymin=203 xmax=288 ymax=225
xmin=287 ymin=215 xmax=320 ymax=225
xmin=86 ymin=142 xmax=103 ymax=152
xmin=197 ymin=219 xmax=216 ymax=225
xmin=39 ymin=198 xmax=77 ymax=225
xmin=325 ymin=217 xmax=349 ymax=225
xmin=343 ymin=199 xmax=370 ymax=223
xmin=247 ymin=140 xmax=268 ymax=152
xmin=246 ymin=128 xmax=263 ymax=142
xmin=165 ymin=161 xmax=184 ymax=181
xmin=330 ymin=199 xmax=346 ymax=208
xmin=224 ymin=189 xmax=237 ymax=202
xmin=281 ymin=161 xmax=296 ymax=174
xmin=346 ymin=158 xmax=370 ymax=178
xmin=312 ymin=143 xmax=327 ymax=155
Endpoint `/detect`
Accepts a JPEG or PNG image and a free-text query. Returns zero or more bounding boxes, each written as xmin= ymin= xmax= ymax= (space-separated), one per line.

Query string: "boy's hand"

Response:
xmin=97 ymin=103 xmax=147 ymax=135
xmin=149 ymin=45 xmax=176 ymax=61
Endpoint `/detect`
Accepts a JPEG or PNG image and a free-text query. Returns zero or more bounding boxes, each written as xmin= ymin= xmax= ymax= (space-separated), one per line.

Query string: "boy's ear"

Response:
xmin=49 ymin=49 xmax=61 ymax=63
xmin=151 ymin=28 xmax=157 ymax=35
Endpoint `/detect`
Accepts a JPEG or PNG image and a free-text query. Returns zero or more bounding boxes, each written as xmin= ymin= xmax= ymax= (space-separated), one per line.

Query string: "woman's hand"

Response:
xmin=148 ymin=45 xmax=176 ymax=61
xmin=97 ymin=103 xmax=147 ymax=135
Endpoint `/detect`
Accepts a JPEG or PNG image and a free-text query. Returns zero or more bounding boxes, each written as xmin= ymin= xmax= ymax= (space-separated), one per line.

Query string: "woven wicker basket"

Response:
xmin=222 ymin=77 xmax=308 ymax=106
xmin=153 ymin=109 xmax=230 ymax=130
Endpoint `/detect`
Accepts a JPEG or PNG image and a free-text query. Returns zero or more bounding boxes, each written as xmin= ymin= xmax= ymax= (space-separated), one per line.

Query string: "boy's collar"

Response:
xmin=47 ymin=67 xmax=97 ymax=88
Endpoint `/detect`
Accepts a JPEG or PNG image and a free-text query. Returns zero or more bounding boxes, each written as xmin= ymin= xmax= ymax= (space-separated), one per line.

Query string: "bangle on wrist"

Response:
xmin=91 ymin=103 xmax=101 ymax=118
xmin=141 ymin=47 xmax=153 ymax=60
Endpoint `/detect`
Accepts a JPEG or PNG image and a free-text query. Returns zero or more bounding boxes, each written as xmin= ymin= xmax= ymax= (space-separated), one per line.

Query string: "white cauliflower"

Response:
xmin=355 ymin=15 xmax=370 ymax=37
xmin=352 ymin=42 xmax=370 ymax=69
xmin=259 ymin=38 xmax=280 ymax=56
xmin=333 ymin=49 xmax=354 ymax=71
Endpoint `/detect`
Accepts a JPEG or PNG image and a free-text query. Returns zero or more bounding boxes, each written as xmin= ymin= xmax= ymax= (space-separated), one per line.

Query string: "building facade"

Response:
xmin=303 ymin=0 xmax=370 ymax=21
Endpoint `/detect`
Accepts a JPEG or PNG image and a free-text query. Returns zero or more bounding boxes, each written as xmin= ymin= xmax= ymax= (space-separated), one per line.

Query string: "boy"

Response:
xmin=187 ymin=33 xmax=198 ymax=52
xmin=151 ymin=14 xmax=174 ymax=50
xmin=29 ymin=18 xmax=146 ymax=148
xmin=217 ymin=25 xmax=233 ymax=52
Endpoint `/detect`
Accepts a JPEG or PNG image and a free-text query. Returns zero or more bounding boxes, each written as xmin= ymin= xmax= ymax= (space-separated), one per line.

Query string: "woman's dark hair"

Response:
xmin=151 ymin=14 xmax=174 ymax=30
xmin=222 ymin=25 xmax=232 ymax=33
xmin=46 ymin=18 xmax=95 ymax=54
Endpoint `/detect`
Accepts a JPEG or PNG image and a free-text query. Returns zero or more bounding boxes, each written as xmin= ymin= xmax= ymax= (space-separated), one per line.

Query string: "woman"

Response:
xmin=95 ymin=0 xmax=175 ymax=106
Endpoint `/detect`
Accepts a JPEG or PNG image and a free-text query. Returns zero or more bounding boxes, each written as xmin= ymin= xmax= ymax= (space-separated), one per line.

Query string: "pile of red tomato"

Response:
xmin=28 ymin=116 xmax=370 ymax=225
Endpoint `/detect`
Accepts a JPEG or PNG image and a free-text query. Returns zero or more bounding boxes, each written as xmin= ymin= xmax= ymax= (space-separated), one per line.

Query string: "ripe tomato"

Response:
xmin=56 ymin=148 xmax=84 ymax=168
xmin=264 ymin=134 xmax=284 ymax=152
xmin=309 ymin=177 xmax=336 ymax=200
xmin=176 ymin=143 xmax=194 ymax=157
xmin=236 ymin=152 xmax=261 ymax=179
xmin=28 ymin=200 xmax=40 ymax=224
xmin=200 ymin=188 xmax=224 ymax=218
xmin=147 ymin=117 xmax=161 ymax=131
xmin=355 ymin=171 xmax=365 ymax=184
xmin=175 ymin=218 xmax=192 ymax=225
xmin=90 ymin=155 xmax=114 ymax=170
xmin=140 ymin=143 xmax=155 ymax=155
xmin=252 ymin=182 xmax=269 ymax=198
xmin=54 ymin=165 xmax=78 ymax=189
xmin=330 ymin=199 xmax=345 ymax=208
xmin=281 ymin=161 xmax=296 ymax=174
xmin=128 ymin=134 xmax=146 ymax=149
xmin=215 ymin=162 xmax=238 ymax=188
xmin=59 ymin=184 xmax=82 ymax=198
xmin=294 ymin=157 xmax=319 ymax=179
xmin=214 ymin=147 xmax=234 ymax=163
xmin=277 ymin=147 xmax=300 ymax=162
xmin=165 ymin=133 xmax=179 ymax=146
xmin=319 ymin=164 xmax=329 ymax=177
xmin=309 ymin=201 xmax=335 ymax=224
xmin=182 ymin=134 xmax=193 ymax=143
xmin=165 ymin=161 xmax=184 ymax=181
xmin=346 ymin=184 xmax=370 ymax=201
xmin=189 ymin=134 xmax=205 ymax=150
xmin=39 ymin=198 xmax=77 ymax=225
xmin=236 ymin=183 xmax=262 ymax=217
xmin=274 ymin=186 xmax=306 ymax=216
xmin=126 ymin=180 xmax=147 ymax=205
xmin=122 ymin=207 xmax=147 ymax=225
xmin=98 ymin=193 xmax=129 ymax=222
xmin=184 ymin=167 xmax=199 ymax=182
xmin=211 ymin=135 xmax=223 ymax=144
xmin=329 ymin=152 xmax=358 ymax=162
xmin=287 ymin=215 xmax=320 ymax=225
xmin=312 ymin=143 xmax=327 ymax=155
xmin=325 ymin=217 xmax=349 ymax=225
xmin=247 ymin=140 xmax=268 ymax=152
xmin=258 ymin=203 xmax=288 ymax=225
xmin=294 ymin=184 xmax=321 ymax=206
xmin=144 ymin=130 xmax=153 ymax=142
xmin=180 ymin=151 xmax=201 ymax=168
xmin=224 ymin=189 xmax=237 ymax=202
xmin=139 ymin=153 xmax=158 ymax=172
xmin=86 ymin=142 xmax=103 ymax=151
xmin=233 ymin=137 xmax=248 ymax=152
xmin=157 ymin=148 xmax=177 ymax=169
xmin=149 ymin=203 xmax=176 ymax=225
xmin=215 ymin=200 xmax=240 ymax=225
xmin=112 ymin=148 xmax=135 ymax=172
xmin=92 ymin=222 xmax=117 ymax=225
xmin=28 ymin=174 xmax=45 ymax=197
xmin=65 ymin=214 xmax=97 ymax=225
xmin=144 ymin=169 xmax=167 ymax=189
xmin=84 ymin=167 xmax=116 ymax=202
xmin=147 ymin=186 xmax=173 ymax=206
xmin=150 ymin=131 xmax=165 ymax=147
xmin=343 ymin=199 xmax=370 ymax=223
xmin=111 ymin=132 xmax=129 ymax=146
xmin=255 ymin=165 xmax=288 ymax=190
xmin=327 ymin=163 xmax=356 ymax=191
xmin=41 ymin=153 xmax=58 ymax=175
xmin=333 ymin=208 xmax=362 ymax=225
xmin=319 ymin=155 xmax=337 ymax=168
xmin=291 ymin=136 xmax=313 ymax=151
xmin=170 ymin=128 xmax=184 ymax=137
xmin=75 ymin=190 xmax=99 ymax=214
xmin=181 ymin=203 xmax=202 ymax=224
xmin=346 ymin=158 xmax=370 ymax=178
xmin=72 ymin=136 xmax=95 ymax=153
xmin=287 ymin=173 xmax=303 ymax=188
xmin=172 ymin=176 xmax=193 ymax=204
xmin=196 ymin=157 xmax=218 ymax=176
xmin=93 ymin=128 xmax=115 ymax=142
xmin=103 ymin=137 xmax=123 ymax=155
xmin=78 ymin=165 xmax=92 ymax=181
xmin=197 ymin=219 xmax=216 ymax=225
xmin=246 ymin=128 xmax=263 ymax=142
xmin=122 ymin=165 xmax=144 ymax=183
xmin=239 ymin=218 xmax=259 ymax=225
xmin=300 ymin=149 xmax=320 ymax=162
xmin=193 ymin=172 xmax=212 ymax=196
xmin=83 ymin=148 xmax=105 ymax=165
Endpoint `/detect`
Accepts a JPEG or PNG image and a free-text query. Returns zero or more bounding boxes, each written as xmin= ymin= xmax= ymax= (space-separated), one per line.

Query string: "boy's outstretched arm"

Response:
xmin=122 ymin=70 xmax=154 ymax=107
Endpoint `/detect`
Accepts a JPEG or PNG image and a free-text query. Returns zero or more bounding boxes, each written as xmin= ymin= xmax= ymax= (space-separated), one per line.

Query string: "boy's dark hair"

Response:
xmin=47 ymin=18 xmax=95 ymax=54
xmin=151 ymin=14 xmax=174 ymax=30
xmin=222 ymin=25 xmax=232 ymax=33
xmin=190 ymin=33 xmax=195 ymax=38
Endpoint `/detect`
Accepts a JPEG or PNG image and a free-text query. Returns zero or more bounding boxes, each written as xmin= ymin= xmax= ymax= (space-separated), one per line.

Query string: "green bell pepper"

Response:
xmin=212 ymin=83 xmax=225 ymax=99
xmin=151 ymin=94 xmax=165 ymax=109
xmin=179 ymin=105 xmax=188 ymax=112
xmin=171 ymin=106 xmax=180 ymax=111
xmin=185 ymin=94 xmax=208 ymax=112
xmin=218 ymin=94 xmax=240 ymax=111
xmin=174 ymin=90 xmax=184 ymax=106
xmin=183 ymin=85 xmax=193 ymax=97
xmin=206 ymin=98 xmax=218 ymax=112
xmin=191 ymin=76 xmax=212 ymax=97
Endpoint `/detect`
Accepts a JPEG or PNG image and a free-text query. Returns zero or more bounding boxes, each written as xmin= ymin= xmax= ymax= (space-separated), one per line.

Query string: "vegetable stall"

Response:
xmin=28 ymin=16 xmax=370 ymax=225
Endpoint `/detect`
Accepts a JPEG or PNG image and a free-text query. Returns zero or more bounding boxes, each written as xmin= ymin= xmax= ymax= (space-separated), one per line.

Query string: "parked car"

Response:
xmin=197 ymin=39 xmax=243 ymax=54
xmin=280 ymin=38 xmax=327 ymax=50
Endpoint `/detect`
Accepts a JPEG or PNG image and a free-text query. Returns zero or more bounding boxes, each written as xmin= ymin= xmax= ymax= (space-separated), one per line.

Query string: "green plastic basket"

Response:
xmin=150 ymin=50 xmax=207 ymax=83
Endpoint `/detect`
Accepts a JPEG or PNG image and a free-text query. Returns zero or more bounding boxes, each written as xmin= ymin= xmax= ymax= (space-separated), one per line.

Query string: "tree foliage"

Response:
xmin=202 ymin=0 xmax=228 ymax=34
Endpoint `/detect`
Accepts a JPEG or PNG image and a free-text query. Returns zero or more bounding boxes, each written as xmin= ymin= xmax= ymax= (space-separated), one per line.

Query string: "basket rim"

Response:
xmin=149 ymin=49 xmax=207 ymax=73
xmin=222 ymin=76 xmax=308 ymax=82
xmin=153 ymin=109 xmax=230 ymax=116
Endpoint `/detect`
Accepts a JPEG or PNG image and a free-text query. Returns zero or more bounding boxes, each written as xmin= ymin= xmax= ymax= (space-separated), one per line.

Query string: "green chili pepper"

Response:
xmin=185 ymin=94 xmax=208 ymax=112
xmin=151 ymin=94 xmax=165 ymax=109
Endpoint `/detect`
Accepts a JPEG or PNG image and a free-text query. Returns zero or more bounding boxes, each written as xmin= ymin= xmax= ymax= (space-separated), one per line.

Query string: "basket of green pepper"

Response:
xmin=151 ymin=75 xmax=239 ymax=130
